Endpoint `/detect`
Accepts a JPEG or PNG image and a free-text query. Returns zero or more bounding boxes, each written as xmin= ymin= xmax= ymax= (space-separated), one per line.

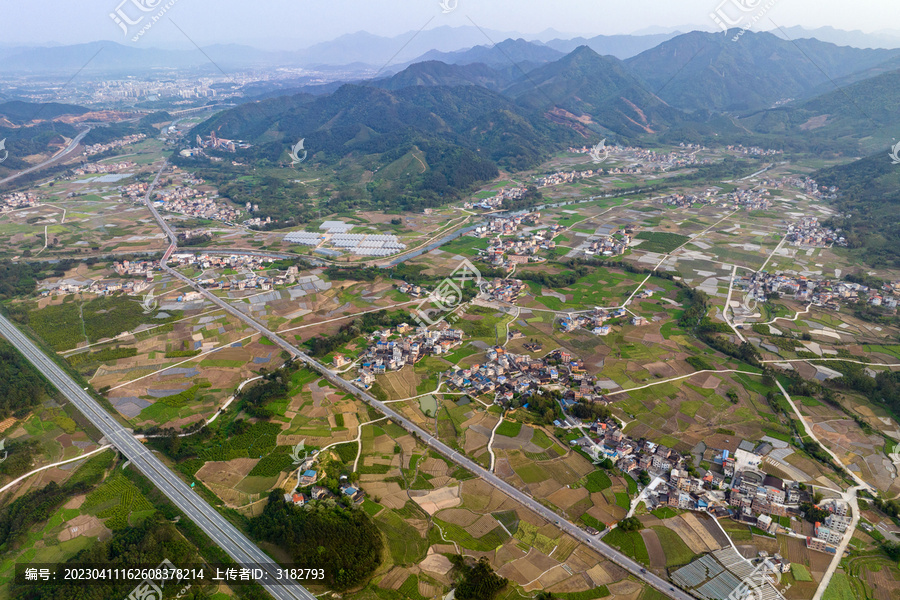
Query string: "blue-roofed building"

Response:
xmin=300 ymin=469 xmax=317 ymax=485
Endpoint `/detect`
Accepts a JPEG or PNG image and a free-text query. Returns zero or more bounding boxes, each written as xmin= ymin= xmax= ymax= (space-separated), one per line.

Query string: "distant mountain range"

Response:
xmin=625 ymin=30 xmax=899 ymax=112
xmin=3 ymin=25 xmax=900 ymax=76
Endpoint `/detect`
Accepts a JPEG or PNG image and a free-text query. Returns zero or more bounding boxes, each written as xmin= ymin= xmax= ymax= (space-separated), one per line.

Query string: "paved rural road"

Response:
xmin=0 ymin=127 xmax=91 ymax=186
xmin=0 ymin=314 xmax=316 ymax=600
xmin=161 ymin=265 xmax=692 ymax=600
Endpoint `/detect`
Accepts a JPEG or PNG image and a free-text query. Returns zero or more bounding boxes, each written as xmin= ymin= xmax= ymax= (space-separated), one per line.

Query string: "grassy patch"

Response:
xmin=495 ymin=420 xmax=523 ymax=438
xmin=604 ymin=527 xmax=649 ymax=563
xmin=376 ymin=510 xmax=429 ymax=565
xmin=791 ymin=563 xmax=813 ymax=582
xmin=582 ymin=470 xmax=612 ymax=492
xmin=652 ymin=526 xmax=697 ymax=567
xmin=823 ymin=573 xmax=854 ymax=600
xmin=634 ymin=231 xmax=690 ymax=253
xmin=361 ymin=499 xmax=384 ymax=517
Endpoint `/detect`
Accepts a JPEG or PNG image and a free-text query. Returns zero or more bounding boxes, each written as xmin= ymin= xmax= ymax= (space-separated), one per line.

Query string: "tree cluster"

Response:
xmin=250 ymin=493 xmax=383 ymax=590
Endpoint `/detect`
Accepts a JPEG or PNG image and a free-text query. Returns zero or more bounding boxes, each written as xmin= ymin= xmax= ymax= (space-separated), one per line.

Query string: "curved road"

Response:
xmin=0 ymin=127 xmax=91 ymax=186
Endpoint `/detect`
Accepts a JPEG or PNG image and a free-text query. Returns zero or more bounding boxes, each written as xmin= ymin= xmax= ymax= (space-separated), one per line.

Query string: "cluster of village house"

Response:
xmin=0 ymin=191 xmax=38 ymax=212
xmin=73 ymin=161 xmax=135 ymax=175
xmin=40 ymin=259 xmax=157 ymax=297
xmin=567 ymin=143 xmax=710 ymax=173
xmin=284 ymin=469 xmax=365 ymax=507
xmin=659 ymin=186 xmax=772 ymax=211
xmin=726 ymin=144 xmax=783 ymax=157
xmin=786 ymin=216 xmax=846 ymax=247
xmin=167 ymin=253 xmax=300 ymax=291
xmin=759 ymin=175 xmax=837 ymax=200
xmin=41 ymin=276 xmax=152 ymax=297
xmin=576 ymin=425 xmax=850 ymax=553
xmin=443 ymin=347 xmax=610 ymax=403
xmin=320 ymin=309 xmax=856 ymax=555
xmin=558 ymin=301 xmax=654 ymax=336
xmin=152 ymin=181 xmax=242 ymax=224
xmin=464 ymin=186 xmax=526 ymax=210
xmin=120 ymin=182 xmax=149 ymax=201
xmin=482 ymin=232 xmax=559 ymax=267
xmin=472 ymin=214 xmax=566 ymax=268
xmin=481 ymin=279 xmax=527 ymax=303
xmin=473 ymin=213 xmax=541 ymax=238
xmin=535 ymin=168 xmax=601 ymax=188
xmin=345 ymin=324 xmax=465 ymax=385
xmin=737 ymin=271 xmax=900 ymax=311
xmin=584 ymin=229 xmax=632 ymax=257
xmin=82 ymin=133 xmax=146 ymax=156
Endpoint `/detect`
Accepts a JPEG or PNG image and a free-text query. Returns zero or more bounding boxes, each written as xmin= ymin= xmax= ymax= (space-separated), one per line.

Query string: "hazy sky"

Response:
xmin=0 ymin=0 xmax=895 ymax=49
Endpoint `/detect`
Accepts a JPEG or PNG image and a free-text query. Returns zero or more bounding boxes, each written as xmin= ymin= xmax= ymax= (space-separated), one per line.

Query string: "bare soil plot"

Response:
xmin=469 ymin=514 xmax=503 ymax=537
xmin=586 ymin=563 xmax=616 ymax=586
xmin=547 ymin=487 xmax=589 ymax=510
xmin=546 ymin=573 xmax=596 ymax=594
xmin=566 ymin=544 xmax=604 ymax=574
xmin=608 ymin=579 xmax=644 ymax=600
xmin=436 ymin=508 xmax=479 ymax=527
xmin=411 ymin=486 xmax=461 ymax=515
xmin=463 ymin=429 xmax=489 ymax=454
xmin=525 ymin=564 xmax=570 ymax=591
xmin=682 ymin=512 xmax=724 ymax=551
xmin=419 ymin=553 xmax=453 ymax=577
xmin=641 ymin=529 xmax=666 ymax=569
xmin=58 ymin=514 xmax=110 ymax=542
xmin=461 ymin=479 xmax=515 ymax=512
xmin=660 ymin=516 xmax=709 ymax=554
xmin=377 ymin=567 xmax=409 ymax=590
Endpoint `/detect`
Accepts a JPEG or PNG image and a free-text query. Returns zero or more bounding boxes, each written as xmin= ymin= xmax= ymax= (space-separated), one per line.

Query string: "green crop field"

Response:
xmin=652 ymin=526 xmax=697 ymax=567
xmin=635 ymin=231 xmax=690 ymax=253
xmin=604 ymin=528 xmax=649 ymax=563
xmin=496 ymin=420 xmax=523 ymax=437
xmin=582 ymin=470 xmax=612 ymax=492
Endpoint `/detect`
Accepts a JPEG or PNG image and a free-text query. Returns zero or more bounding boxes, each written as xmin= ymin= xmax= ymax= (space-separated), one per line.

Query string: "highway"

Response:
xmin=160 ymin=263 xmax=691 ymax=600
xmin=0 ymin=127 xmax=91 ymax=186
xmin=0 ymin=313 xmax=315 ymax=600
xmin=142 ymin=162 xmax=687 ymax=598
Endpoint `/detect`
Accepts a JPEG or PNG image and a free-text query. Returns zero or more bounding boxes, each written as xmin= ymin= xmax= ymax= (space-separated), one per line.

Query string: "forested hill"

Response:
xmin=0 ymin=338 xmax=55 ymax=419
xmin=814 ymin=151 xmax=900 ymax=267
